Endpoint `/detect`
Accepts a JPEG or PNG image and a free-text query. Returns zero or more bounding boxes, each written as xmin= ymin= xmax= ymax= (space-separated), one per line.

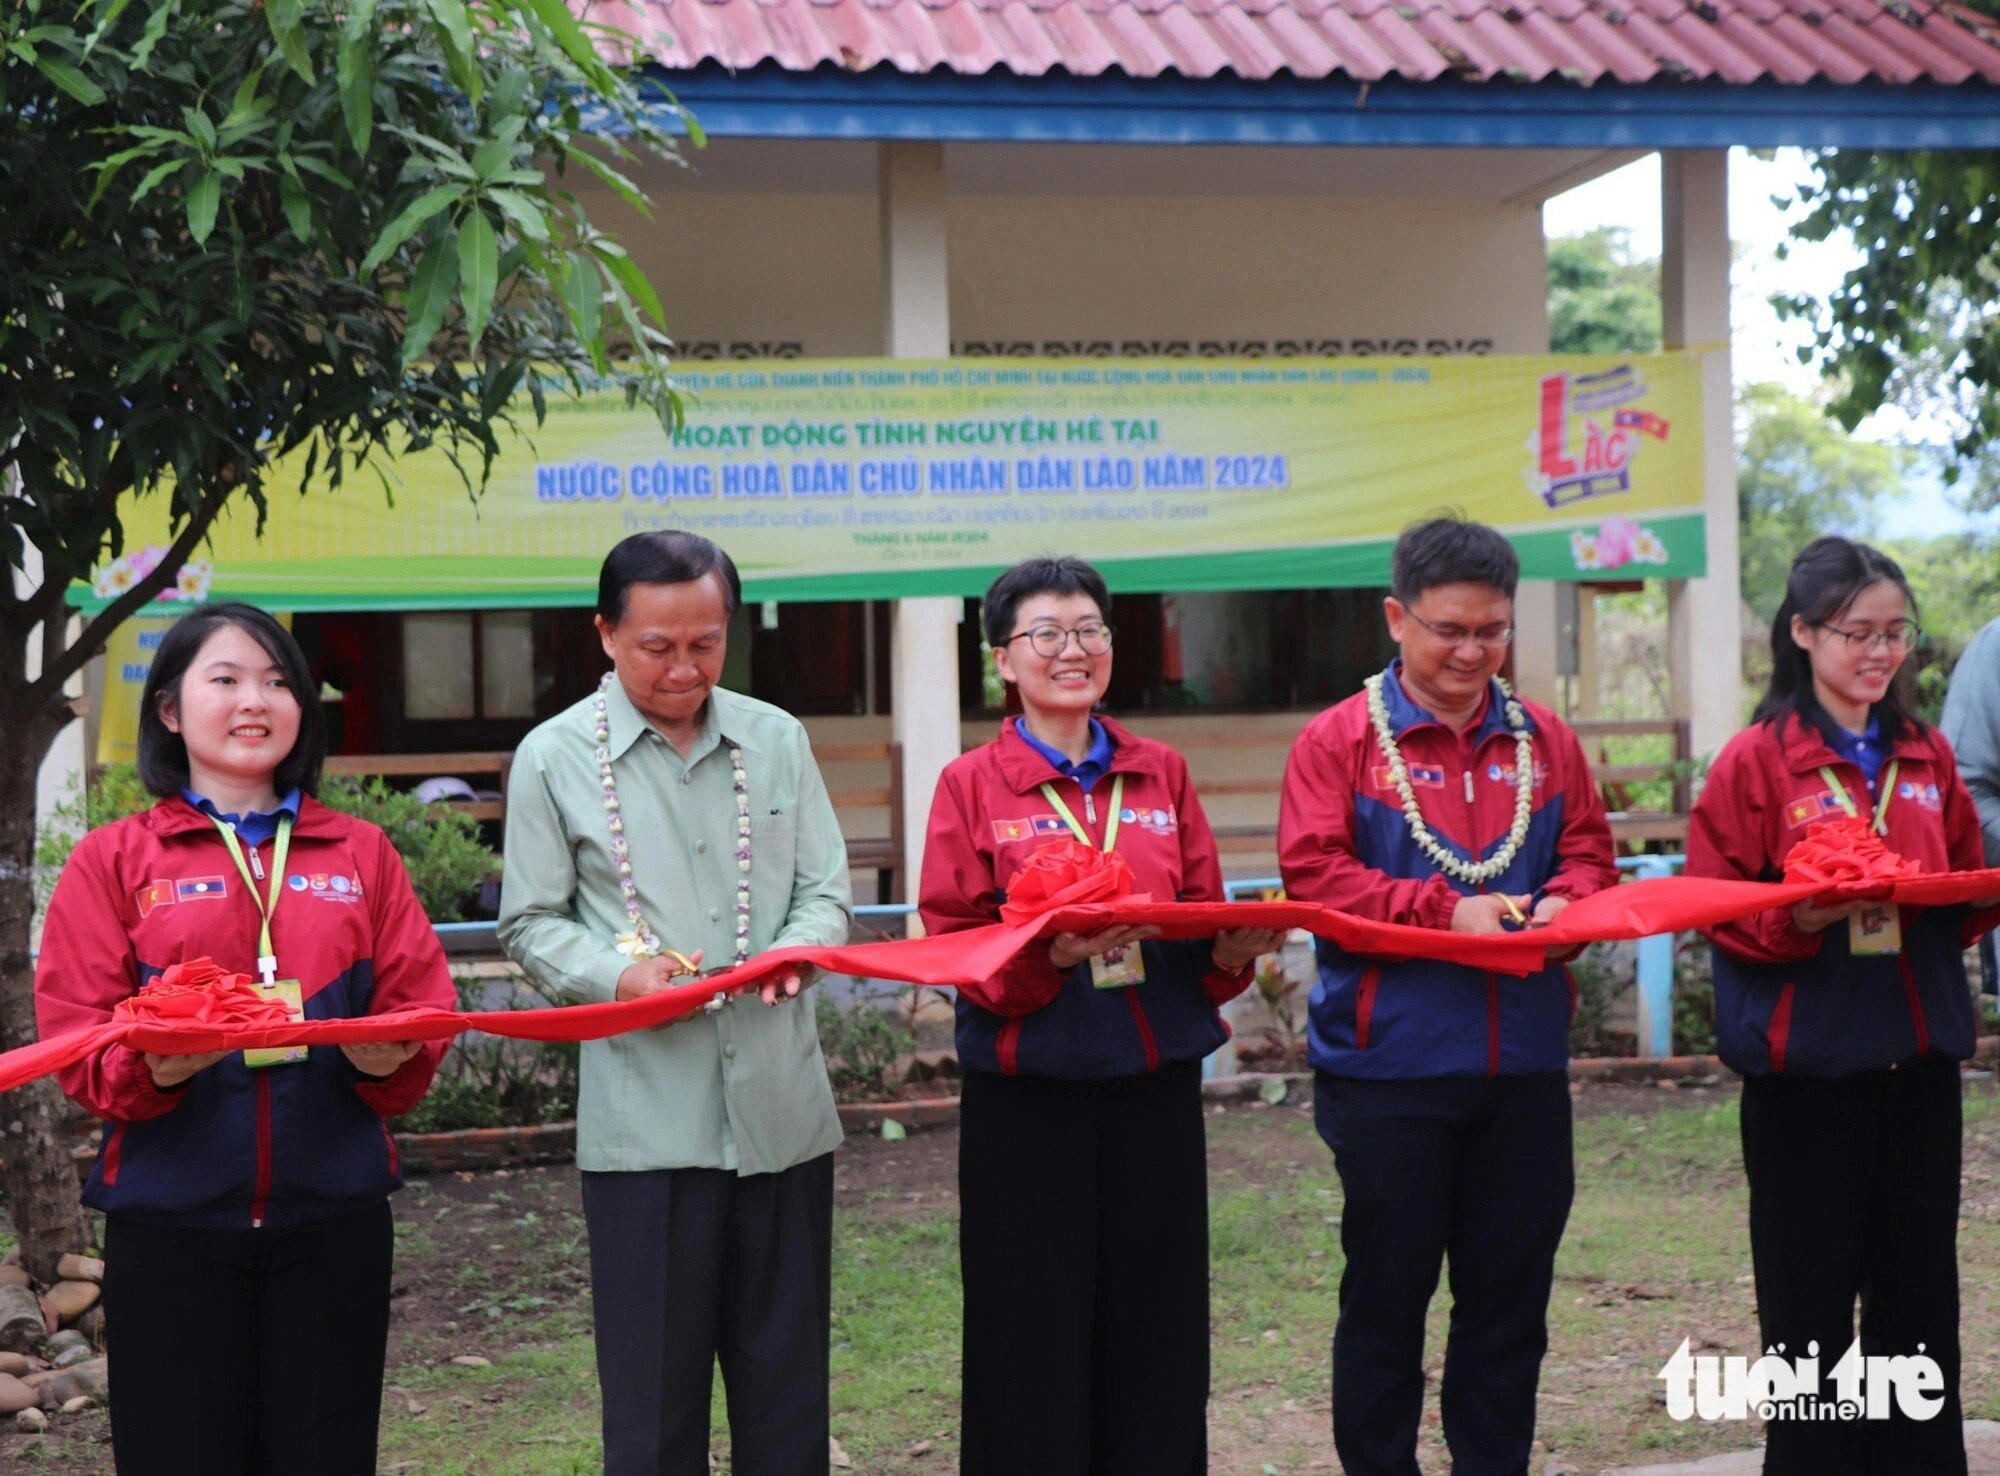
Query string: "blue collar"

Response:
xmin=1013 ymin=717 xmax=1116 ymax=793
xmin=182 ymin=788 xmax=301 ymax=847
xmin=1825 ymin=717 xmax=1886 ymax=791
xmin=1380 ymin=663 xmax=1533 ymax=745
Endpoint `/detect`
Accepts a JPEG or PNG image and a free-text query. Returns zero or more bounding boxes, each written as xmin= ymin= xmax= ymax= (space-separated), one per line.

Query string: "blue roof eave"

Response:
xmin=641 ymin=65 xmax=2000 ymax=149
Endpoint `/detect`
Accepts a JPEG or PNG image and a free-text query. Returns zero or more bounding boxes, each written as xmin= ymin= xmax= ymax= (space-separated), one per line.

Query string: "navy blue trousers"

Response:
xmin=1741 ymin=1056 xmax=1965 ymax=1476
xmin=581 ymin=1154 xmax=835 ymax=1476
xmin=1315 ymin=1072 xmax=1574 ymax=1476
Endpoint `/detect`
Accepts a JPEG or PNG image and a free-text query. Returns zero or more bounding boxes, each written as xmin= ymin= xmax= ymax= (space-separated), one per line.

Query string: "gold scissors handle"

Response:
xmin=1499 ymin=894 xmax=1530 ymax=927
xmin=660 ymin=948 xmax=701 ymax=977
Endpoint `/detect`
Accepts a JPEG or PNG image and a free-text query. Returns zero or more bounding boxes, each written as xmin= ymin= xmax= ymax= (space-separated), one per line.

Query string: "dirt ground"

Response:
xmin=10 ymin=1077 xmax=1999 ymax=1475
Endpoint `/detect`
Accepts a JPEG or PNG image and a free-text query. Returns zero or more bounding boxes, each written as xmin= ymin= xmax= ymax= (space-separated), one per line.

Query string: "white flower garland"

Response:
xmin=595 ymin=673 xmax=752 ymax=983
xmin=1365 ymin=671 xmax=1535 ymax=886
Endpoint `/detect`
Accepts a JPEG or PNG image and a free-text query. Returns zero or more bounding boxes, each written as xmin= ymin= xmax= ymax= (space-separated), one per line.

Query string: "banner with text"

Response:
xmin=82 ymin=354 xmax=1708 ymax=611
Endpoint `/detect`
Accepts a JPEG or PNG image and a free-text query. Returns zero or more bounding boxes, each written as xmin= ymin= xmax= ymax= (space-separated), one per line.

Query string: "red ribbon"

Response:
xmin=9 ymin=859 xmax=2000 ymax=1096
xmin=998 ymin=840 xmax=1138 ymax=923
xmin=1780 ymin=816 xmax=1924 ymax=891
xmin=114 ymin=959 xmax=296 ymax=1030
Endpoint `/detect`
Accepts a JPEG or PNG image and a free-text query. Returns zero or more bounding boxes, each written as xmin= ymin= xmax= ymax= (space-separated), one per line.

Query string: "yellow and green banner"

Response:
xmin=82 ymin=353 xmax=1707 ymax=611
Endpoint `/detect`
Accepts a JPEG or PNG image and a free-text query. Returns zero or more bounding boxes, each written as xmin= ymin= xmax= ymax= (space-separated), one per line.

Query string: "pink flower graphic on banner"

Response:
xmin=1570 ymin=520 xmax=1670 ymax=574
xmin=87 ymin=547 xmax=217 ymax=603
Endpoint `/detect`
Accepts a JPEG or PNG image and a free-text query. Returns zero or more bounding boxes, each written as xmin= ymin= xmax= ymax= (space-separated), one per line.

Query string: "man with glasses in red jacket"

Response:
xmin=1279 ymin=516 xmax=1617 ymax=1476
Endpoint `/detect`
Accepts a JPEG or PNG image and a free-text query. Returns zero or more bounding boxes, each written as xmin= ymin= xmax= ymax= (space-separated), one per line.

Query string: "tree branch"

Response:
xmin=28 ymin=483 xmax=236 ymax=704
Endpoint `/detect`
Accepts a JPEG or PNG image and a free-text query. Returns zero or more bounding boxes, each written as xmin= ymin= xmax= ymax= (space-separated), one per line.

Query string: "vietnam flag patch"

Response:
xmin=134 ymin=879 xmax=175 ymax=917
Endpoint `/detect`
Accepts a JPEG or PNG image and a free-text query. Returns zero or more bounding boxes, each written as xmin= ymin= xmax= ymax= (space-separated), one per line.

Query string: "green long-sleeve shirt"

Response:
xmin=498 ymin=681 xmax=849 ymax=1175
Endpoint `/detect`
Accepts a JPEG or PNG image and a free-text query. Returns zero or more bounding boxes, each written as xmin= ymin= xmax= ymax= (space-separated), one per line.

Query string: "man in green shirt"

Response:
xmin=499 ymin=530 xmax=850 ymax=1476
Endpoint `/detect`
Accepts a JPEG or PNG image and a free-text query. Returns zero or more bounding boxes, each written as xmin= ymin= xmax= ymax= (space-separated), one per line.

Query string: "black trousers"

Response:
xmin=1740 ymin=1057 xmax=1966 ymax=1476
xmin=1314 ymin=1072 xmax=1575 ymax=1476
xmin=958 ymin=1061 xmax=1210 ymax=1476
xmin=581 ymin=1153 xmax=835 ymax=1476
xmin=101 ymin=1201 xmax=394 ymax=1476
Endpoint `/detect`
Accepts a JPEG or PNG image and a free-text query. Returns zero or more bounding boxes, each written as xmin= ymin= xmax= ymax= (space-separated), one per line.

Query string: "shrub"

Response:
xmin=36 ymin=763 xmax=498 ymax=922
xmin=815 ymin=987 xmax=916 ymax=1102
xmin=394 ymin=971 xmax=579 ymax=1133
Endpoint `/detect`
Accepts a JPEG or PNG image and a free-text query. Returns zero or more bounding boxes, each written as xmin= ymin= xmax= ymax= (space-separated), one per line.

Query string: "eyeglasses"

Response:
xmin=1406 ymin=610 xmax=1515 ymax=650
xmin=1814 ymin=621 xmax=1922 ymax=654
xmin=1003 ymin=622 xmax=1116 ymax=658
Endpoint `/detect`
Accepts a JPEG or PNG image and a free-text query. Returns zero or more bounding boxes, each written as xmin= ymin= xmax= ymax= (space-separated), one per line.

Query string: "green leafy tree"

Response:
xmin=1 ymin=0 xmax=686 ymax=1278
xmin=1777 ymin=127 xmax=2000 ymax=505
xmin=1547 ymin=228 xmax=1663 ymax=355
xmin=1735 ymin=381 xmax=1907 ymax=625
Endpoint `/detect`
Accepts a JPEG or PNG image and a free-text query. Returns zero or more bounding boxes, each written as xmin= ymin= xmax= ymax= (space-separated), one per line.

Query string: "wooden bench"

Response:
xmin=813 ymin=740 xmax=904 ymax=904
xmin=324 ymin=751 xmax=513 ymax=823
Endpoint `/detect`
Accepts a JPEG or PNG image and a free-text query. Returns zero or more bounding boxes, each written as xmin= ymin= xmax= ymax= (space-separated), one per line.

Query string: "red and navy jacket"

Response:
xmin=919 ymin=717 xmax=1253 ymax=1080
xmin=1278 ymin=666 xmax=1618 ymax=1080
xmin=1688 ymin=715 xmax=1999 ymax=1078
xmin=35 ymin=796 xmax=455 ymax=1230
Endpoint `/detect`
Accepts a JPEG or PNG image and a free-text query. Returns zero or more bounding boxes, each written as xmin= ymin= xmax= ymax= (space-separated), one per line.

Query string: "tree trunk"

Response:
xmin=0 ymin=712 xmax=89 ymax=1284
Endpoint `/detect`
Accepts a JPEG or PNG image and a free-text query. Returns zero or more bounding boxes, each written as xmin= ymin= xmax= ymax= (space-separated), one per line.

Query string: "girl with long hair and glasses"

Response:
xmin=36 ymin=603 xmax=455 ymax=1476
xmin=1688 ymin=537 xmax=2000 ymax=1475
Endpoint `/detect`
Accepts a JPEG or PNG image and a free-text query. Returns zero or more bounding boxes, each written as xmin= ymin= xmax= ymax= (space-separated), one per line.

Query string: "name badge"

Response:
xmin=1090 ymin=944 xmax=1147 ymax=990
xmin=1848 ymin=905 xmax=1903 ymax=958
xmin=243 ymin=980 xmax=308 ymax=1068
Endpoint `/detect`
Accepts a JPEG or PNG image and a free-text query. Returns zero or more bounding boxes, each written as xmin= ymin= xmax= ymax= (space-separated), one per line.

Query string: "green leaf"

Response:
xmin=879 ymin=1118 xmax=907 ymax=1142
xmin=1257 ymin=1077 xmax=1290 ymax=1106
xmin=486 ymin=187 xmax=549 ymax=244
xmin=35 ymin=56 xmax=107 ymax=106
xmin=264 ymin=0 xmax=314 ymax=83
xmin=185 ymin=169 xmax=219 ymax=244
xmin=82 ymin=0 xmax=136 ymax=55
xmin=457 ymin=209 xmax=498 ymax=350
xmin=400 ymin=231 xmax=460 ymax=369
xmin=421 ymin=0 xmax=479 ymax=102
xmin=289 ymin=153 xmax=356 ymax=190
xmin=561 ymin=249 xmax=601 ymax=348
xmin=279 ymin=170 xmax=311 ymax=242
xmin=569 ymin=149 xmax=652 ymax=219
xmin=129 ymin=0 xmax=172 ymax=69
xmin=515 ymin=0 xmax=615 ymax=84
xmin=359 ymin=182 xmax=465 ymax=277
xmin=129 ymin=156 xmax=186 ymax=203
xmin=593 ymin=240 xmax=664 ymax=328
xmin=181 ymin=105 xmax=216 ymax=151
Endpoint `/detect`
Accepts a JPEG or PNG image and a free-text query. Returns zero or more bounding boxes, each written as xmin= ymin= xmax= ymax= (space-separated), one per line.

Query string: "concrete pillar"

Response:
xmin=1511 ymin=580 xmax=1560 ymax=709
xmin=879 ymin=142 xmax=960 ymax=903
xmin=1661 ymin=150 xmax=1743 ymax=762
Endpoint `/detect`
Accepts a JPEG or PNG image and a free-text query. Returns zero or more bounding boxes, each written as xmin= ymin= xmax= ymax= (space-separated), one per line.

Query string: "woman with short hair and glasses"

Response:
xmin=1689 ymin=536 xmax=2000 ymax=1476
xmin=919 ymin=555 xmax=1285 ymax=1476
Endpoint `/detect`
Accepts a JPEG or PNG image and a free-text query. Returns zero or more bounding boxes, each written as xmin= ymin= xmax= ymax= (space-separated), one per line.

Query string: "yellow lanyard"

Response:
xmin=210 ymin=815 xmax=293 ymax=983
xmin=1820 ymin=760 xmax=1899 ymax=838
xmin=1039 ymin=773 xmax=1125 ymax=853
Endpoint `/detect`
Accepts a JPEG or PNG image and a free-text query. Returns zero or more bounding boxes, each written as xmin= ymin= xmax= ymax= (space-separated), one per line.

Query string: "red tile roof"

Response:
xmin=578 ymin=0 xmax=2000 ymax=85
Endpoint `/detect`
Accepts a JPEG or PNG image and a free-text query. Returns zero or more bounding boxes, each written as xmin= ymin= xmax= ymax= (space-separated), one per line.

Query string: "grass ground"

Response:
xmin=10 ymin=1080 xmax=2000 ymax=1474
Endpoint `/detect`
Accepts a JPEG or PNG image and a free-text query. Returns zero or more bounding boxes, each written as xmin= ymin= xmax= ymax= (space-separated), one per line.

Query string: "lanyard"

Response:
xmin=211 ymin=815 xmax=292 ymax=983
xmin=1039 ymin=773 xmax=1125 ymax=853
xmin=1820 ymin=760 xmax=1899 ymax=838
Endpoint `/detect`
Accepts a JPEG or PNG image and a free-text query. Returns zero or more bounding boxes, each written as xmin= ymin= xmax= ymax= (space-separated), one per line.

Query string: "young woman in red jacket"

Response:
xmin=36 ymin=604 xmax=455 ymax=1476
xmin=919 ymin=557 xmax=1285 ymax=1476
xmin=1688 ymin=538 xmax=2000 ymax=1476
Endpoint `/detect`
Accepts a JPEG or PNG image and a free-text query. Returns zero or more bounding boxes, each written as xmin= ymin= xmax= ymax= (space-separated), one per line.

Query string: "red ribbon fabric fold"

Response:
xmin=10 ymin=844 xmax=2000 ymax=1097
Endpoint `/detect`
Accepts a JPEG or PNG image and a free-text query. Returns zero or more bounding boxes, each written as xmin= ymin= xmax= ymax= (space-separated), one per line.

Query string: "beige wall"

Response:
xmin=593 ymin=143 xmax=1552 ymax=359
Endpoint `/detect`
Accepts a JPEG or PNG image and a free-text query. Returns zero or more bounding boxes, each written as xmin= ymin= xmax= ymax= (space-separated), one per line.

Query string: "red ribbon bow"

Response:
xmin=113 ymin=958 xmax=296 ymax=1029
xmin=998 ymin=840 xmax=1137 ymax=923
xmin=1781 ymin=816 xmax=1924 ymax=891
